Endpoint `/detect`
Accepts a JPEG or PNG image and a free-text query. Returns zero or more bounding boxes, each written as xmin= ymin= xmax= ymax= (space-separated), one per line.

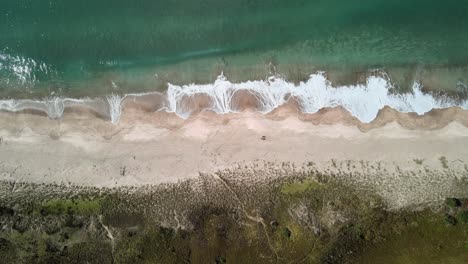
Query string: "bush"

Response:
xmin=283 ymin=227 xmax=292 ymax=238
xmin=444 ymin=214 xmax=457 ymax=226
xmin=445 ymin=198 xmax=461 ymax=208
xmin=458 ymin=211 xmax=468 ymax=224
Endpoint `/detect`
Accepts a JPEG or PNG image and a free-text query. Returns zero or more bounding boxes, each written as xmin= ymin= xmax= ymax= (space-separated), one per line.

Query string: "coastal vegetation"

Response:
xmin=0 ymin=169 xmax=467 ymax=263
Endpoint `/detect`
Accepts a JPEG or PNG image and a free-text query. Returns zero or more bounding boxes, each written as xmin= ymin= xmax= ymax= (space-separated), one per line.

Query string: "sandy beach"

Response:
xmin=0 ymin=106 xmax=467 ymax=208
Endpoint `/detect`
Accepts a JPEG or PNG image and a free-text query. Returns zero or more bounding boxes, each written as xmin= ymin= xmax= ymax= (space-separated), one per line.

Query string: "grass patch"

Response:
xmin=354 ymin=213 xmax=468 ymax=264
xmin=280 ymin=179 xmax=321 ymax=195
xmin=40 ymin=198 xmax=102 ymax=216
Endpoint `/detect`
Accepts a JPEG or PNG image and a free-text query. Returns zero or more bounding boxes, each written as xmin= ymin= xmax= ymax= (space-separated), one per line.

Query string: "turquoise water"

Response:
xmin=1 ymin=0 xmax=468 ymax=97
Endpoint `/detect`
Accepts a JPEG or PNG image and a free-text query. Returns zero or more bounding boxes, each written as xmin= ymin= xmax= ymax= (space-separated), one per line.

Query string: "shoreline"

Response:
xmin=2 ymin=52 xmax=468 ymax=100
xmin=1 ymin=73 xmax=468 ymax=124
xmin=2 ymin=1 xmax=468 ymax=262
xmin=1 ymin=100 xmax=468 ymax=132
xmin=2 ymin=63 xmax=468 ymax=99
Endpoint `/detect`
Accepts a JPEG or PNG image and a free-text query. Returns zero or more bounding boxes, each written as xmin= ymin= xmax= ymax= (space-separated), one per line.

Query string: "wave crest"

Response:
xmin=166 ymin=73 xmax=466 ymax=123
xmin=1 ymin=73 xmax=467 ymax=124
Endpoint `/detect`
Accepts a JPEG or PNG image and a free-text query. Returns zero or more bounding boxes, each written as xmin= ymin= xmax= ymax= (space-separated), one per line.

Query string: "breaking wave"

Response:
xmin=1 ymin=73 xmax=467 ymax=124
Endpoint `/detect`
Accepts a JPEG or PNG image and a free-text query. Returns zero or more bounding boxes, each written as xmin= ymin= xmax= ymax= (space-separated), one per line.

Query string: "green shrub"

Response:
xmin=458 ymin=211 xmax=468 ymax=224
xmin=282 ymin=227 xmax=292 ymax=239
xmin=444 ymin=214 xmax=457 ymax=226
xmin=445 ymin=198 xmax=461 ymax=208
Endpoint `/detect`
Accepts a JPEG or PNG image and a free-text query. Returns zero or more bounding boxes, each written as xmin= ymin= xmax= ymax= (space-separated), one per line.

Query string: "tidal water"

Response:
xmin=1 ymin=0 xmax=467 ymax=96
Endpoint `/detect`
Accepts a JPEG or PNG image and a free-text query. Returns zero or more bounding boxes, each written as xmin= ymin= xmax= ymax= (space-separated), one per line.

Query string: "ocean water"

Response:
xmin=0 ymin=0 xmax=468 ymax=122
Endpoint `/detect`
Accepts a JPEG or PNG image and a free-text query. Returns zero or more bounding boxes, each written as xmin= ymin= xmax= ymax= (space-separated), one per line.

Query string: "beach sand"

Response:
xmin=1 ymin=106 xmax=467 ymax=207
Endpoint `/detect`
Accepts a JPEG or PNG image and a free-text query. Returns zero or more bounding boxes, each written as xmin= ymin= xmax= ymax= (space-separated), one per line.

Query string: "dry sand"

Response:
xmin=0 ymin=107 xmax=467 ymax=208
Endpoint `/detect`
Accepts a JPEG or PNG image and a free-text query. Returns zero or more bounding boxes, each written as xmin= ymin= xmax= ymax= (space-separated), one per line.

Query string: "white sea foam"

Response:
xmin=1 ymin=73 xmax=467 ymax=123
xmin=106 ymin=94 xmax=123 ymax=124
xmin=0 ymin=97 xmax=91 ymax=120
xmin=167 ymin=73 xmax=468 ymax=123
